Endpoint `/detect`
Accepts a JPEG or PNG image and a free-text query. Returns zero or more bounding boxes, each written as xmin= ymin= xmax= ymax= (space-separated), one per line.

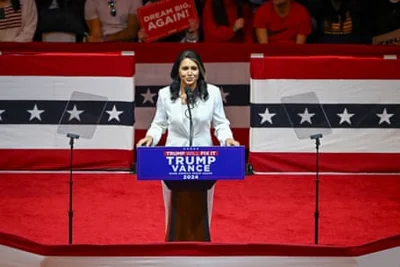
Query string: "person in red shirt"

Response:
xmin=253 ymin=0 xmax=312 ymax=44
xmin=202 ymin=0 xmax=254 ymax=42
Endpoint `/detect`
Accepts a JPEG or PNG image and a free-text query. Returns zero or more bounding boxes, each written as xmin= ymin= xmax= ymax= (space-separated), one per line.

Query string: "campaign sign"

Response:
xmin=136 ymin=0 xmax=199 ymax=42
xmin=136 ymin=146 xmax=245 ymax=180
xmin=372 ymin=28 xmax=400 ymax=45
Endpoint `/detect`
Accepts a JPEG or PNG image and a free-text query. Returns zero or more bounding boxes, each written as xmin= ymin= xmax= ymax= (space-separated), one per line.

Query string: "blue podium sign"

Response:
xmin=136 ymin=146 xmax=245 ymax=181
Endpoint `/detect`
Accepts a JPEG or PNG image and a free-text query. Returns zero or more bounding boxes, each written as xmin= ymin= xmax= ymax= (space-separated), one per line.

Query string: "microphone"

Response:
xmin=185 ymin=86 xmax=194 ymax=147
xmin=185 ymin=86 xmax=193 ymax=104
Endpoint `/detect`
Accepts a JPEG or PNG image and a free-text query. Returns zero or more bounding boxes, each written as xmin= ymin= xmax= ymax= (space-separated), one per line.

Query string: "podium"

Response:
xmin=136 ymin=146 xmax=245 ymax=242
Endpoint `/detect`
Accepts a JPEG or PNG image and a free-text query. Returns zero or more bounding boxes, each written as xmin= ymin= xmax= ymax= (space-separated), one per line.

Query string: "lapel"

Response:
xmin=169 ymin=98 xmax=190 ymax=137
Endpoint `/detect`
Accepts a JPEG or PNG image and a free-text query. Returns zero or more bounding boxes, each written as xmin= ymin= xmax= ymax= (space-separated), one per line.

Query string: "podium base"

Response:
xmin=164 ymin=181 xmax=215 ymax=242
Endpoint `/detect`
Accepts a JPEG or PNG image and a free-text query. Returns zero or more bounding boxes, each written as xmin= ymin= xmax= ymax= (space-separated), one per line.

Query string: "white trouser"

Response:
xmin=161 ymin=181 xmax=215 ymax=230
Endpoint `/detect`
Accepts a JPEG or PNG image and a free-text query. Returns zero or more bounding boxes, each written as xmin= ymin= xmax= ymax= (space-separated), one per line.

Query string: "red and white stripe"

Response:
xmin=0 ymin=52 xmax=135 ymax=170
xmin=249 ymin=55 xmax=400 ymax=173
xmin=0 ymin=5 xmax=22 ymax=31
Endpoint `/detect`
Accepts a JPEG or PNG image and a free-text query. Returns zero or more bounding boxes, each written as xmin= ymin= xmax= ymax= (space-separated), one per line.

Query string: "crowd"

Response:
xmin=0 ymin=0 xmax=399 ymax=44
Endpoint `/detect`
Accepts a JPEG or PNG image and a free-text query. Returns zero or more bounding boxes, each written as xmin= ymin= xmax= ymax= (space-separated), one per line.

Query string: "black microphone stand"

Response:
xmin=67 ymin=132 xmax=79 ymax=244
xmin=185 ymin=87 xmax=194 ymax=147
xmin=310 ymin=133 xmax=322 ymax=245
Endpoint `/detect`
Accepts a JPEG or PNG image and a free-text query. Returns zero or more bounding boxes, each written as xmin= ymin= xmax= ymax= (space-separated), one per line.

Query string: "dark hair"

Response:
xmin=169 ymin=50 xmax=208 ymax=102
xmin=211 ymin=0 xmax=243 ymax=26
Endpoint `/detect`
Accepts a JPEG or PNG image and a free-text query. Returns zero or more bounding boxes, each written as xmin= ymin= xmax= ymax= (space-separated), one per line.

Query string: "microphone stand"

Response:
xmin=180 ymin=87 xmax=212 ymax=242
xmin=310 ymin=133 xmax=322 ymax=245
xmin=185 ymin=87 xmax=194 ymax=147
xmin=67 ymin=132 xmax=79 ymax=244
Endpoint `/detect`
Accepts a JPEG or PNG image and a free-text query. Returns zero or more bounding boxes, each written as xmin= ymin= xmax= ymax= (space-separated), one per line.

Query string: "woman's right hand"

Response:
xmin=136 ymin=136 xmax=153 ymax=147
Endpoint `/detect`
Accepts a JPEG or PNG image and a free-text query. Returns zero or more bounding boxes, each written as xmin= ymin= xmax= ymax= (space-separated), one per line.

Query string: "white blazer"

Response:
xmin=146 ymin=84 xmax=233 ymax=147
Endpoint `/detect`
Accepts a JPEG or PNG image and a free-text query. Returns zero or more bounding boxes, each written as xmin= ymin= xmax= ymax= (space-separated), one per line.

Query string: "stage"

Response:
xmin=1 ymin=172 xmax=399 ymax=245
xmin=1 ymin=172 xmax=400 ymax=267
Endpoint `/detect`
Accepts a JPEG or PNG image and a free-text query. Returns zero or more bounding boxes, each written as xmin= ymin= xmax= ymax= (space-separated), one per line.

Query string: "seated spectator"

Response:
xmin=137 ymin=0 xmax=200 ymax=43
xmin=308 ymin=0 xmax=369 ymax=44
xmin=0 ymin=0 xmax=37 ymax=42
xmin=253 ymin=0 xmax=312 ymax=44
xmin=202 ymin=0 xmax=254 ymax=43
xmin=34 ymin=0 xmax=86 ymax=42
xmin=370 ymin=0 xmax=400 ymax=44
xmin=84 ymin=0 xmax=142 ymax=42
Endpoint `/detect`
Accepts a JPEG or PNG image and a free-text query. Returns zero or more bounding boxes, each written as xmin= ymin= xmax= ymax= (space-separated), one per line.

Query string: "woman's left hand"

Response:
xmin=225 ymin=138 xmax=240 ymax=146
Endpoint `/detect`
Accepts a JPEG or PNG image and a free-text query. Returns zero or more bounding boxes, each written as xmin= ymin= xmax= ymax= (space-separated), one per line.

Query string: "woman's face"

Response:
xmin=178 ymin=58 xmax=200 ymax=89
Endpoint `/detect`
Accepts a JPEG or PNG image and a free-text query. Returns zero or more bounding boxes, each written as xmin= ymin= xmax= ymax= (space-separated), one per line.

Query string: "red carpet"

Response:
xmin=0 ymin=173 xmax=399 ymax=246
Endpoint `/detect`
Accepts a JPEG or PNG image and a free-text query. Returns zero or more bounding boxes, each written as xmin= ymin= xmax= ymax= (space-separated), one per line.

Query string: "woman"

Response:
xmin=0 ymin=0 xmax=37 ymax=42
xmin=137 ymin=50 xmax=240 ymax=240
xmin=202 ymin=0 xmax=254 ymax=42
